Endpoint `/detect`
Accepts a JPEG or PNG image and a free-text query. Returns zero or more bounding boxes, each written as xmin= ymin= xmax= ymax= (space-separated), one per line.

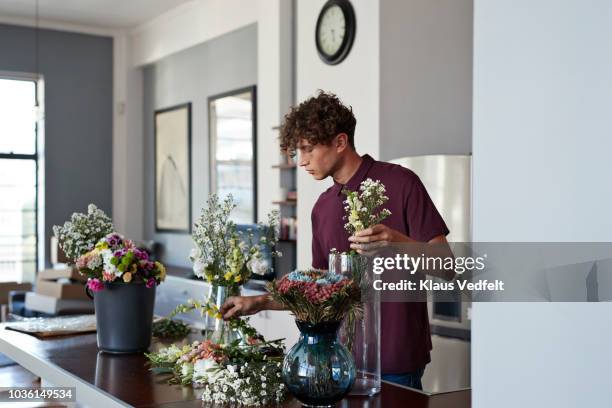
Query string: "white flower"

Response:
xmin=189 ymin=247 xmax=201 ymax=260
xmin=100 ymin=249 xmax=119 ymax=276
xmin=193 ymin=358 xmax=221 ymax=382
xmin=159 ymin=344 xmax=183 ymax=363
xmin=86 ymin=253 xmax=102 ymax=269
xmin=181 ymin=362 xmax=194 ymax=378
xmin=247 ymin=257 xmax=269 ymax=276
xmin=192 ymin=258 xmax=208 ymax=278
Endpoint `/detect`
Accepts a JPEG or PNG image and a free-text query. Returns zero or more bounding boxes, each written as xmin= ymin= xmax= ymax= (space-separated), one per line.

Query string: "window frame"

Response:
xmin=0 ymin=71 xmax=44 ymax=281
xmin=208 ymin=85 xmax=258 ymax=224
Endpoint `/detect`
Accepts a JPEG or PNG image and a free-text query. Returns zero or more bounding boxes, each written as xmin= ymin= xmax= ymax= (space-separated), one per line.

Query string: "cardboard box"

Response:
xmin=0 ymin=282 xmax=32 ymax=304
xmin=35 ymin=267 xmax=89 ymax=300
xmin=38 ymin=267 xmax=87 ymax=283
xmin=25 ymin=292 xmax=93 ymax=315
xmin=35 ymin=280 xmax=89 ymax=300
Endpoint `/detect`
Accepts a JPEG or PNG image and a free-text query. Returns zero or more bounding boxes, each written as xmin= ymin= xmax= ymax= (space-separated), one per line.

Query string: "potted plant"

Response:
xmin=53 ymin=204 xmax=166 ymax=353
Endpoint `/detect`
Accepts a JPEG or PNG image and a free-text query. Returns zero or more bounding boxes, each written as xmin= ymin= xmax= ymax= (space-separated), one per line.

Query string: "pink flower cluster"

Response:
xmin=277 ymin=277 xmax=350 ymax=304
xmin=87 ymin=278 xmax=105 ymax=292
xmin=181 ymin=340 xmax=226 ymax=364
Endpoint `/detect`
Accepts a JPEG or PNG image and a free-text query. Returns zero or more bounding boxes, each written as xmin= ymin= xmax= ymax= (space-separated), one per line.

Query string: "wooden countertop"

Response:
xmin=0 ymin=326 xmax=470 ymax=408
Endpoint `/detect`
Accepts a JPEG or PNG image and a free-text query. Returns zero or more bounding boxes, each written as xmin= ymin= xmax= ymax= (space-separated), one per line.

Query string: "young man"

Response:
xmin=220 ymin=91 xmax=451 ymax=389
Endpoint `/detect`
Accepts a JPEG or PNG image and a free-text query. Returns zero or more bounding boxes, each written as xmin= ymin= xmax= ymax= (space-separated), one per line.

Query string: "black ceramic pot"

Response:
xmin=90 ymin=282 xmax=156 ymax=354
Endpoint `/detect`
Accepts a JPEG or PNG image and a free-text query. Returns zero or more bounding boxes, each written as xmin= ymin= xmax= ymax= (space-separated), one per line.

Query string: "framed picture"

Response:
xmin=209 ymin=86 xmax=257 ymax=224
xmin=154 ymin=103 xmax=192 ymax=233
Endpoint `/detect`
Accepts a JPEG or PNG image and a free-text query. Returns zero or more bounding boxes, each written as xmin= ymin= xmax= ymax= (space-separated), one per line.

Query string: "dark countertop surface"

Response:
xmin=0 ymin=327 xmax=470 ymax=407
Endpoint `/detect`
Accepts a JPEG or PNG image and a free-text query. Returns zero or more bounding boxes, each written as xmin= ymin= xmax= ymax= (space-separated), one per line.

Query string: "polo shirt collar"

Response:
xmin=333 ymin=154 xmax=375 ymax=196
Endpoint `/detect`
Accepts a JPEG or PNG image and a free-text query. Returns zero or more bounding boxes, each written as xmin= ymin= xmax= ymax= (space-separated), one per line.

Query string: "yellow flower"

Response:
xmin=95 ymin=241 xmax=109 ymax=250
xmin=234 ymin=275 xmax=242 ymax=283
xmin=123 ymin=272 xmax=132 ymax=283
xmin=206 ymin=309 xmax=222 ymax=319
xmin=156 ymin=261 xmax=166 ymax=281
xmin=224 ymin=271 xmax=233 ymax=281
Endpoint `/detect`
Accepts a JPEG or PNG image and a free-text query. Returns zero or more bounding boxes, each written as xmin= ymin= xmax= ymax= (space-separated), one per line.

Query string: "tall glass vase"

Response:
xmin=206 ymin=284 xmax=242 ymax=344
xmin=329 ymin=252 xmax=381 ymax=396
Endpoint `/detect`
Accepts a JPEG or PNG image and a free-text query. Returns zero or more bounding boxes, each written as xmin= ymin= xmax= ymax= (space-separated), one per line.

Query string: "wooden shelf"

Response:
xmin=272 ymin=163 xmax=297 ymax=169
xmin=272 ymin=200 xmax=297 ymax=206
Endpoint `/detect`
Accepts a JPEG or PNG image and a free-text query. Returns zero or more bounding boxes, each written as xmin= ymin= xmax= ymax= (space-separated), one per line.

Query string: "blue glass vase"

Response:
xmin=282 ymin=320 xmax=356 ymax=407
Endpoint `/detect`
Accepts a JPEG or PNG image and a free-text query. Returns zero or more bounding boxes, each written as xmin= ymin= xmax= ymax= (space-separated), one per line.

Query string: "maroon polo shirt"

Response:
xmin=311 ymin=154 xmax=450 ymax=374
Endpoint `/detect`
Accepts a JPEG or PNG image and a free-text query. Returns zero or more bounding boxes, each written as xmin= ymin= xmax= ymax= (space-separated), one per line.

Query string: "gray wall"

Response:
xmin=0 ymin=24 xmax=113 ymax=266
xmin=379 ymin=0 xmax=472 ymax=160
xmin=143 ymin=24 xmax=257 ymax=267
xmin=472 ymin=0 xmax=612 ymax=406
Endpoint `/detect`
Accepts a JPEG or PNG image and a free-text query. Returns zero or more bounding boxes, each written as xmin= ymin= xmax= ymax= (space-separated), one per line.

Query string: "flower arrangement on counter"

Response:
xmin=74 ymin=232 xmax=166 ymax=292
xmin=146 ymin=322 xmax=287 ymax=406
xmin=53 ymin=204 xmax=166 ymax=292
xmin=267 ymin=269 xmax=362 ymax=324
xmin=342 ymin=178 xmax=391 ymax=235
xmin=52 ymin=204 xmax=114 ymax=262
xmin=190 ymin=194 xmax=281 ymax=287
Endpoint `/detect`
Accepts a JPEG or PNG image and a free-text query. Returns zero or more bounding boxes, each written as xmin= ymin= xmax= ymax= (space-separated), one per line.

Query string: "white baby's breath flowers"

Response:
xmin=52 ymin=204 xmax=114 ymax=262
xmin=189 ymin=194 xmax=280 ymax=285
xmin=199 ymin=360 xmax=285 ymax=406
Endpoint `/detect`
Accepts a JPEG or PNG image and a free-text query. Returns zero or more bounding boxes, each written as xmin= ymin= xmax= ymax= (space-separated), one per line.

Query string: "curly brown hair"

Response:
xmin=279 ymin=90 xmax=356 ymax=154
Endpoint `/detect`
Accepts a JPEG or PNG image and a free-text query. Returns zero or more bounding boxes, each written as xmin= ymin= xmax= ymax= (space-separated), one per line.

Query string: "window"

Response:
xmin=0 ymin=77 xmax=40 ymax=283
xmin=209 ymin=86 xmax=257 ymax=224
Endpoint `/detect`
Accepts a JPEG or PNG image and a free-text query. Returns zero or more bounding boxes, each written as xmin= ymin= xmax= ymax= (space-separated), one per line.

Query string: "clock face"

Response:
xmin=317 ymin=5 xmax=346 ymax=57
xmin=315 ymin=0 xmax=356 ymax=65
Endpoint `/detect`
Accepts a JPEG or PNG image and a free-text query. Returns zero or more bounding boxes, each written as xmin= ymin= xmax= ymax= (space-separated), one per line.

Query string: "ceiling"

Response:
xmin=0 ymin=0 xmax=193 ymax=29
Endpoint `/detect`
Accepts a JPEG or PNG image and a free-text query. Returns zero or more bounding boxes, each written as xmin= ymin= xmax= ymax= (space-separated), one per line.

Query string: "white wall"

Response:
xmin=472 ymin=0 xmax=612 ymax=406
xmin=130 ymin=0 xmax=259 ymax=67
xmin=256 ymin=0 xmax=293 ymax=222
xmin=295 ymin=0 xmax=380 ymax=268
xmin=113 ymin=32 xmax=144 ymax=240
xmin=112 ymin=0 xmax=292 ymax=241
xmin=380 ymin=0 xmax=472 ymax=160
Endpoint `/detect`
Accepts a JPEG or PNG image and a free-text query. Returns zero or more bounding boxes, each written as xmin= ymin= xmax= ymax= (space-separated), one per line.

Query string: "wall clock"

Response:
xmin=315 ymin=0 xmax=356 ymax=65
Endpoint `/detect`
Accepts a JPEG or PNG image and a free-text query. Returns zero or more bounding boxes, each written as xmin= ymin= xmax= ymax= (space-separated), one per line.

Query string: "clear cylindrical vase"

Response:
xmin=206 ymin=284 xmax=242 ymax=344
xmin=329 ymin=252 xmax=381 ymax=396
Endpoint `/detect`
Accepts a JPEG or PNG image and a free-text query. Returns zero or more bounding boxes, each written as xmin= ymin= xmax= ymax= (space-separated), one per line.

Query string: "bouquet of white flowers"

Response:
xmin=342 ymin=178 xmax=391 ymax=235
xmin=52 ymin=204 xmax=114 ymax=263
xmin=190 ymin=194 xmax=280 ymax=287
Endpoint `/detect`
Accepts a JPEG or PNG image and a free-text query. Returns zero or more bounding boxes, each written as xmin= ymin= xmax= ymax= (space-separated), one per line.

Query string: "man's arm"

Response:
xmin=220 ymin=293 xmax=287 ymax=320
